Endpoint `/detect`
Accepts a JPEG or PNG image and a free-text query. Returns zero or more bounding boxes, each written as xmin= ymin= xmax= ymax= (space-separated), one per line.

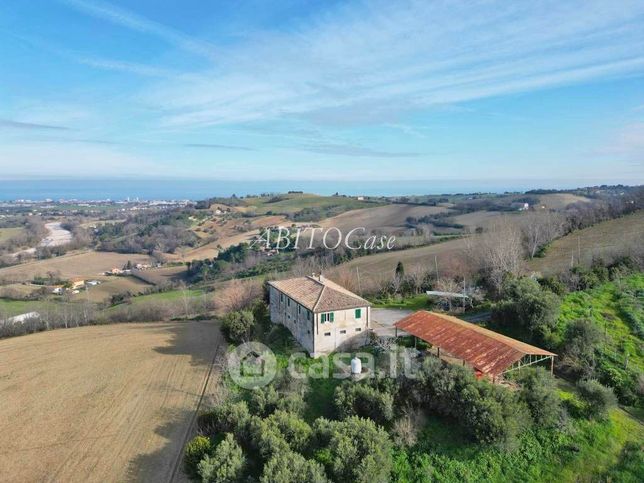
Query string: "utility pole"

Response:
xmin=356 ymin=267 xmax=362 ymax=295
xmin=434 ymin=255 xmax=439 ymax=281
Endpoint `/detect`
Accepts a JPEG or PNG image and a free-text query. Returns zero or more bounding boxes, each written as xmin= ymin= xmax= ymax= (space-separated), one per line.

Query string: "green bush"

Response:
xmin=260 ymin=450 xmax=328 ymax=483
xmin=492 ymin=277 xmax=560 ymax=342
xmin=198 ymin=400 xmax=250 ymax=437
xmin=559 ymin=319 xmax=602 ymax=380
xmin=576 ymin=379 xmax=617 ymax=419
xmin=515 ymin=368 xmax=565 ymax=428
xmin=333 ymin=381 xmax=395 ymax=425
xmin=314 ymin=416 xmax=393 ymax=483
xmin=184 ymin=435 xmax=213 ymax=479
xmin=411 ymin=356 xmax=527 ymax=450
xmin=198 ymin=433 xmax=245 ymax=483
xmin=248 ymin=385 xmax=280 ymax=417
xmin=275 ymin=391 xmax=306 ymax=416
xmin=248 ymin=410 xmax=312 ymax=459
xmin=221 ymin=310 xmax=255 ymax=343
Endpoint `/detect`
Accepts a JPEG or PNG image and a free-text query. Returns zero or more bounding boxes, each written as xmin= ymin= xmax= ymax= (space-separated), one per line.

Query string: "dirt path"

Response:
xmin=0 ymin=321 xmax=223 ymax=483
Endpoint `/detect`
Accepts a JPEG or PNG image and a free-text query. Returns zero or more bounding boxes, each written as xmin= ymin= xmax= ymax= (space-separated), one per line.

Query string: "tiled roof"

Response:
xmin=395 ymin=311 xmax=555 ymax=376
xmin=269 ymin=276 xmax=370 ymax=312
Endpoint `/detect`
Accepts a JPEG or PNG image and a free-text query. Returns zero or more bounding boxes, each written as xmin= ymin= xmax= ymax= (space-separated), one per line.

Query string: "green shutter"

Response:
xmin=355 ymin=308 xmax=361 ymax=319
xmin=330 ymin=312 xmax=334 ymax=322
xmin=321 ymin=313 xmax=326 ymax=322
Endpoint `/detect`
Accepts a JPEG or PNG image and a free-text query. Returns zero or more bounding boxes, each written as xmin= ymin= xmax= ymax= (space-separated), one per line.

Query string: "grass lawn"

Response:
xmin=372 ymin=294 xmax=433 ymax=310
xmin=126 ymin=288 xmax=205 ymax=304
xmin=0 ymin=299 xmax=40 ymax=317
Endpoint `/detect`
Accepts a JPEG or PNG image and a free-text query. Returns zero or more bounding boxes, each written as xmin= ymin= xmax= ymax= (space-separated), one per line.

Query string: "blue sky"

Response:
xmin=1 ymin=0 xmax=643 ymax=184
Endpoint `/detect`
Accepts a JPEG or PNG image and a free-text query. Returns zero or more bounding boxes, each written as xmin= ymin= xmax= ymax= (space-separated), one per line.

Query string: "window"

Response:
xmin=355 ymin=328 xmax=362 ymax=332
xmin=297 ymin=305 xmax=301 ymax=314
xmin=307 ymin=310 xmax=311 ymax=320
xmin=324 ymin=332 xmax=331 ymax=336
xmin=321 ymin=312 xmax=334 ymax=323
xmin=339 ymin=330 xmax=347 ymax=334
xmin=287 ymin=298 xmax=291 ymax=307
xmin=355 ymin=308 xmax=362 ymax=319
xmin=280 ymin=294 xmax=284 ymax=302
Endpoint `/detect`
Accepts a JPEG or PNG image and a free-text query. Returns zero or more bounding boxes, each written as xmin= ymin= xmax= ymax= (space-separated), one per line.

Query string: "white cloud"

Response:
xmin=133 ymin=0 xmax=644 ymax=128
xmin=59 ymin=0 xmax=217 ymax=60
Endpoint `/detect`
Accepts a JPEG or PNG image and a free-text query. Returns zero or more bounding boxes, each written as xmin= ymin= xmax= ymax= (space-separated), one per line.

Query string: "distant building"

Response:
xmin=3 ymin=312 xmax=40 ymax=325
xmin=511 ymin=202 xmax=530 ymax=211
xmin=70 ymin=279 xmax=85 ymax=290
xmin=268 ymin=275 xmax=371 ymax=357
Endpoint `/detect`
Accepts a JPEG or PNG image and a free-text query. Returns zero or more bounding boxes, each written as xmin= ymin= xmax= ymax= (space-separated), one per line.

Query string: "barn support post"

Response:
xmin=550 ymin=356 xmax=554 ymax=374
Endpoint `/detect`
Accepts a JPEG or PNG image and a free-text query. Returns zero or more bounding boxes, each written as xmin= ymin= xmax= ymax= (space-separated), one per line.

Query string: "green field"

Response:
xmin=241 ymin=193 xmax=382 ymax=216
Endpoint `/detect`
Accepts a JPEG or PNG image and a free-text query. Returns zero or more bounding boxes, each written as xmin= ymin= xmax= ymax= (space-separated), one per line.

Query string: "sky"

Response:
xmin=0 ymin=0 xmax=643 ymax=184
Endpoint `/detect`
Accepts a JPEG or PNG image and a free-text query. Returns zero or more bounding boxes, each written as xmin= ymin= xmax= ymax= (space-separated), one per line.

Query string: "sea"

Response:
xmin=0 ymin=178 xmax=615 ymax=201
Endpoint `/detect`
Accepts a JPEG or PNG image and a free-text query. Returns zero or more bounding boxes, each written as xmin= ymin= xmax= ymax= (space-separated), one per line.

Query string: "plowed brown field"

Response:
xmin=0 ymin=321 xmax=223 ymax=482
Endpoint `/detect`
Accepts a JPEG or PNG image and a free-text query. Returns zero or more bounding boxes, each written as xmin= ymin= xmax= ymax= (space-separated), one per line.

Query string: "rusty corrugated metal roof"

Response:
xmin=394 ymin=311 xmax=556 ymax=376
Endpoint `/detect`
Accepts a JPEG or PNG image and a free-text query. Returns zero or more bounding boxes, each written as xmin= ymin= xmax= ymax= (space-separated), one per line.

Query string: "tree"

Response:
xmin=395 ymin=261 xmax=405 ymax=277
xmin=559 ymin=319 xmax=602 ymax=380
xmin=198 ymin=400 xmax=250 ymax=437
xmin=474 ymin=217 xmax=524 ymax=296
xmin=260 ymin=450 xmax=328 ymax=483
xmin=334 ymin=381 xmax=394 ymax=425
xmin=184 ymin=435 xmax=213 ymax=479
xmin=576 ymin=379 xmax=617 ymax=420
xmin=492 ymin=277 xmax=560 ymax=342
xmin=516 ymin=368 xmax=565 ymax=428
xmin=221 ymin=310 xmax=255 ymax=343
xmin=198 ymin=433 xmax=246 ymax=483
xmin=521 ymin=211 xmax=565 ymax=259
xmin=314 ymin=416 xmax=393 ymax=483
xmin=248 ymin=410 xmax=312 ymax=459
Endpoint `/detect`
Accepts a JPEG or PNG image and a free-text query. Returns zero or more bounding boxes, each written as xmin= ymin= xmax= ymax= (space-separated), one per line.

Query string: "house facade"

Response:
xmin=268 ymin=275 xmax=371 ymax=357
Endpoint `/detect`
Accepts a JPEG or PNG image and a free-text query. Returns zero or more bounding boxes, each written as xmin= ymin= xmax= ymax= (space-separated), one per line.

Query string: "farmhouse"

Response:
xmin=395 ymin=311 xmax=556 ymax=381
xmin=268 ymin=275 xmax=371 ymax=357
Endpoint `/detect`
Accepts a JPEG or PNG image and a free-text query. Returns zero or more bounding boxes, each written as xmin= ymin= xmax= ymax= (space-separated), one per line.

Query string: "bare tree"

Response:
xmin=434 ymin=277 xmax=462 ymax=311
xmin=521 ymin=211 xmax=566 ymax=259
xmin=408 ymin=264 xmax=428 ymax=294
xmin=476 ymin=217 xmax=524 ymax=295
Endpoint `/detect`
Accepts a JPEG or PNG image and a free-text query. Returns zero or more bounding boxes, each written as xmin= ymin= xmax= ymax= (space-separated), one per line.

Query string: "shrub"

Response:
xmin=391 ymin=408 xmax=426 ymax=447
xmin=411 ymin=357 xmax=527 ymax=450
xmin=248 ymin=410 xmax=312 ymax=459
xmin=275 ymin=391 xmax=307 ymax=416
xmin=260 ymin=450 xmax=328 ymax=483
xmin=515 ymin=368 xmax=565 ymax=428
xmin=492 ymin=277 xmax=560 ymax=342
xmin=248 ymin=385 xmax=280 ymax=417
xmin=559 ymin=319 xmax=602 ymax=380
xmin=198 ymin=433 xmax=246 ymax=483
xmin=314 ymin=416 xmax=393 ymax=483
xmin=184 ymin=435 xmax=213 ymax=479
xmin=576 ymin=379 xmax=617 ymax=419
xmin=198 ymin=400 xmax=250 ymax=437
xmin=333 ymin=381 xmax=394 ymax=425
xmin=221 ymin=310 xmax=254 ymax=343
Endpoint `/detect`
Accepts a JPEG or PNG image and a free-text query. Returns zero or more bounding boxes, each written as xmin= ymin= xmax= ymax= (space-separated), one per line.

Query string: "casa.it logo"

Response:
xmin=227 ymin=342 xmax=277 ymax=389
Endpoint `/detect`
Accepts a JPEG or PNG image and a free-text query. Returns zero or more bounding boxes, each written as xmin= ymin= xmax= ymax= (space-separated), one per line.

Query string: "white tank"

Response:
xmin=351 ymin=356 xmax=362 ymax=375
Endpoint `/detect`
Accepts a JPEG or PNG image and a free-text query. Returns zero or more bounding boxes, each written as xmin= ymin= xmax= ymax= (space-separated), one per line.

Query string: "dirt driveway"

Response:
xmin=371 ymin=308 xmax=413 ymax=337
xmin=0 ymin=321 xmax=223 ymax=483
